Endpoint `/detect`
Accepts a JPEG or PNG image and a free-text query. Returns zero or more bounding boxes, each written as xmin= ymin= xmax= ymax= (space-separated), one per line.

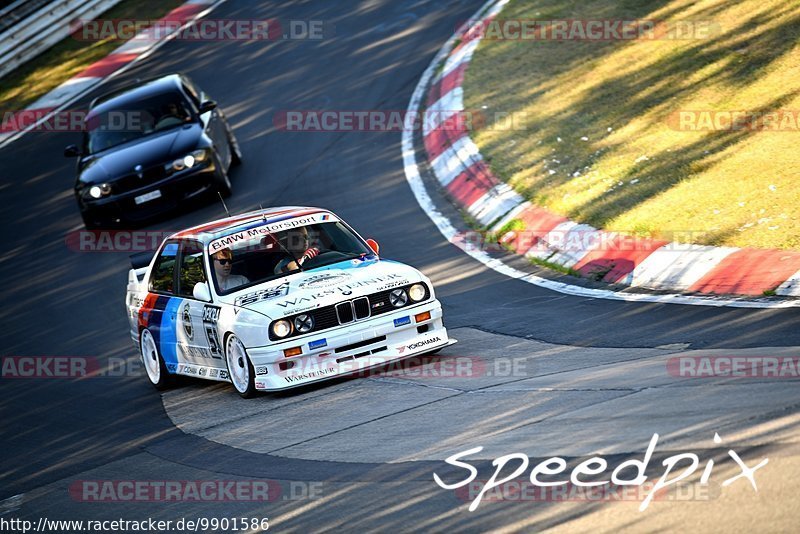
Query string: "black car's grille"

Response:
xmin=269 ymin=283 xmax=430 ymax=341
xmin=113 ymin=165 xmax=168 ymax=194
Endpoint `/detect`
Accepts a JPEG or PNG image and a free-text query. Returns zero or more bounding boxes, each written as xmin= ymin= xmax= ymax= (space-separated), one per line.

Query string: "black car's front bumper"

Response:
xmin=78 ymin=162 xmax=220 ymax=226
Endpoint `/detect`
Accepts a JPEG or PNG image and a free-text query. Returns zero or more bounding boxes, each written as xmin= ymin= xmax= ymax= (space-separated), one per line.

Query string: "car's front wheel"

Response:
xmin=80 ymin=209 xmax=101 ymax=230
xmin=225 ymin=334 xmax=256 ymax=398
xmin=213 ymin=163 xmax=232 ymax=199
xmin=140 ymin=328 xmax=172 ymax=390
xmin=229 ymin=133 xmax=242 ymax=167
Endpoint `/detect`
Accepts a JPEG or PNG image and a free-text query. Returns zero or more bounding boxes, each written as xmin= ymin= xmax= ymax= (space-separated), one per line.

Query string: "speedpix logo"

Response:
xmin=399 ymin=336 xmax=441 ymax=354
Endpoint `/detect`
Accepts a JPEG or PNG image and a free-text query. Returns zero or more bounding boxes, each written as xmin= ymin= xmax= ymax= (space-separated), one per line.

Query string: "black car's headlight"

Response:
xmin=83 ymin=183 xmax=112 ymax=199
xmin=167 ymin=149 xmax=209 ymax=172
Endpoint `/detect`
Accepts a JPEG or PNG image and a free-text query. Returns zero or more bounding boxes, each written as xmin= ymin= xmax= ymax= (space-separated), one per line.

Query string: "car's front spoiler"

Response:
xmin=254 ymin=336 xmax=457 ymax=392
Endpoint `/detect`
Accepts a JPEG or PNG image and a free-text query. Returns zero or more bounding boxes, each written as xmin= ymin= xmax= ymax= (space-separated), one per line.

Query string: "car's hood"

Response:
xmin=78 ymin=124 xmax=202 ymax=184
xmin=221 ymin=258 xmax=428 ymax=319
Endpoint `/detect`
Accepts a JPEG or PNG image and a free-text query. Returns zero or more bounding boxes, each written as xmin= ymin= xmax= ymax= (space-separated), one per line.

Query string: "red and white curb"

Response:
xmin=402 ymin=0 xmax=800 ymax=308
xmin=0 ymin=0 xmax=225 ymax=148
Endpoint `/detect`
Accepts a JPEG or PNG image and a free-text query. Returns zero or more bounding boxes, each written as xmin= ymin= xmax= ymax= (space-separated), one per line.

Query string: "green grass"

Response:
xmin=463 ymin=0 xmax=800 ymax=250
xmin=529 ymin=256 xmax=581 ymax=277
xmin=0 ymin=0 xmax=186 ymax=112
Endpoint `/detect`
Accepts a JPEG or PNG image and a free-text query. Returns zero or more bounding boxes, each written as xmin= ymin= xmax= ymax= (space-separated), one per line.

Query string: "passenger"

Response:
xmin=212 ymin=248 xmax=249 ymax=291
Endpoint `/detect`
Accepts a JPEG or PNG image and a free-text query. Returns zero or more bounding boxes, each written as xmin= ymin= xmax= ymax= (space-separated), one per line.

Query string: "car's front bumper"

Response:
xmin=78 ymin=163 xmax=219 ymax=226
xmin=246 ymin=299 xmax=453 ymax=391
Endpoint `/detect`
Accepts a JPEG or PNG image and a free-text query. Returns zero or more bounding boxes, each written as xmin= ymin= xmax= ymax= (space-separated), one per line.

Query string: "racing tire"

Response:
xmin=140 ymin=328 xmax=172 ymax=390
xmin=80 ymin=211 xmax=100 ymax=230
xmin=225 ymin=334 xmax=257 ymax=398
xmin=229 ymin=133 xmax=242 ymax=167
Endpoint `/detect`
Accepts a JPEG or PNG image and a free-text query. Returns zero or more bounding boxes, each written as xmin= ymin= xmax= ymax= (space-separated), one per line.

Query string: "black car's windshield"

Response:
xmin=208 ymin=220 xmax=373 ymax=295
xmin=85 ymin=91 xmax=195 ymax=153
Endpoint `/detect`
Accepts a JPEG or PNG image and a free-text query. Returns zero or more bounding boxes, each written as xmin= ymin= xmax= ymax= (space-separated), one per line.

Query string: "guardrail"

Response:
xmin=0 ymin=0 xmax=124 ymax=79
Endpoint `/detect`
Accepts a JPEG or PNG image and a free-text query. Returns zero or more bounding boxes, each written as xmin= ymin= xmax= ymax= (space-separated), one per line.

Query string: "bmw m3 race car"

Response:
xmin=126 ymin=207 xmax=455 ymax=397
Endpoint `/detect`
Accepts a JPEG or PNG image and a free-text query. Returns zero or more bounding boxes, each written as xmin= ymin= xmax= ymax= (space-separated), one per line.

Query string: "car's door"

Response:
xmin=183 ymin=79 xmax=229 ymax=166
xmin=144 ymin=240 xmax=182 ymax=373
xmin=175 ymin=240 xmax=226 ymax=377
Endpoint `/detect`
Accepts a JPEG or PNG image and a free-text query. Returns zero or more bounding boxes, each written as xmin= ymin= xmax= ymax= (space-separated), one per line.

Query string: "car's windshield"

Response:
xmin=208 ymin=218 xmax=373 ymax=296
xmin=85 ymin=91 xmax=195 ymax=153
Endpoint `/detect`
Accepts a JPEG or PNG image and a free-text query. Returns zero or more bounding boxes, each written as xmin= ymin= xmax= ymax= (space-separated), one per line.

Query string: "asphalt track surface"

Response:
xmin=1 ymin=0 xmax=799 ymax=531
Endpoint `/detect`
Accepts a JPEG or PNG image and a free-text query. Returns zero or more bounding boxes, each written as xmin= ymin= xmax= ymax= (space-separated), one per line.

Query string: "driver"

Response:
xmin=274 ymin=226 xmax=320 ymax=274
xmin=154 ymin=101 xmax=190 ymax=129
xmin=212 ymin=248 xmax=249 ymax=291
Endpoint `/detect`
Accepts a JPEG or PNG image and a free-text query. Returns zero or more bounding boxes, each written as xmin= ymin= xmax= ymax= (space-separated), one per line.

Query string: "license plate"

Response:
xmin=134 ymin=190 xmax=162 ymax=205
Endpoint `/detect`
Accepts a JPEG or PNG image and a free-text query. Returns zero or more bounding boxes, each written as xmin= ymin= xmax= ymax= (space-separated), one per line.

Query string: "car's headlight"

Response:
xmin=294 ymin=314 xmax=314 ymax=334
xmin=389 ymin=288 xmax=408 ymax=307
xmin=85 ymin=183 xmax=111 ymax=199
xmin=271 ymin=319 xmax=292 ymax=338
xmin=408 ymin=283 xmax=426 ymax=302
xmin=169 ymin=149 xmax=209 ymax=172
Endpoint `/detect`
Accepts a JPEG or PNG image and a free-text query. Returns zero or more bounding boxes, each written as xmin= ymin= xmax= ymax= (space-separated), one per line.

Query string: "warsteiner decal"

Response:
xmin=276 ymin=274 xmax=406 ymax=309
xmin=283 ymin=367 xmax=336 ymax=383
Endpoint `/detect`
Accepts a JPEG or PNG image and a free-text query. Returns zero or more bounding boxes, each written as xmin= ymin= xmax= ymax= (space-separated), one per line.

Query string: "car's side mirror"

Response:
xmin=64 ymin=144 xmax=80 ymax=157
xmin=198 ymin=100 xmax=217 ymax=114
xmin=193 ymin=282 xmax=212 ymax=302
xmin=366 ymin=238 xmax=380 ymax=255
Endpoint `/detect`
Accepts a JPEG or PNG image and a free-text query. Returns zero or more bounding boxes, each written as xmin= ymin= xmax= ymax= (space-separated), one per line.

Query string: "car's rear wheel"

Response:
xmin=225 ymin=334 xmax=256 ymax=398
xmin=140 ymin=328 xmax=172 ymax=390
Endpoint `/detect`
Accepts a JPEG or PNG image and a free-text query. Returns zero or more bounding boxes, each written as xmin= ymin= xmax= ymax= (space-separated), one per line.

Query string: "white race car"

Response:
xmin=126 ymin=207 xmax=455 ymax=397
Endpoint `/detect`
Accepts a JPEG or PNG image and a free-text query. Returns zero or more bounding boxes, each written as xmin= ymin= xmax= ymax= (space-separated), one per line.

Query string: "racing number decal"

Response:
xmin=203 ymin=305 xmax=223 ymax=359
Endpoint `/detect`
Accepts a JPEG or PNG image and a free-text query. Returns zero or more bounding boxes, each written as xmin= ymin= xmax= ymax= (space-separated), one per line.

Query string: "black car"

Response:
xmin=65 ymin=74 xmax=242 ymax=228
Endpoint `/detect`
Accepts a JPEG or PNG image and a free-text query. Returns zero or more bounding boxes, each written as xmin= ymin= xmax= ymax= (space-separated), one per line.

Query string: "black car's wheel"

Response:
xmin=81 ymin=210 xmax=100 ymax=230
xmin=229 ymin=132 xmax=242 ymax=167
